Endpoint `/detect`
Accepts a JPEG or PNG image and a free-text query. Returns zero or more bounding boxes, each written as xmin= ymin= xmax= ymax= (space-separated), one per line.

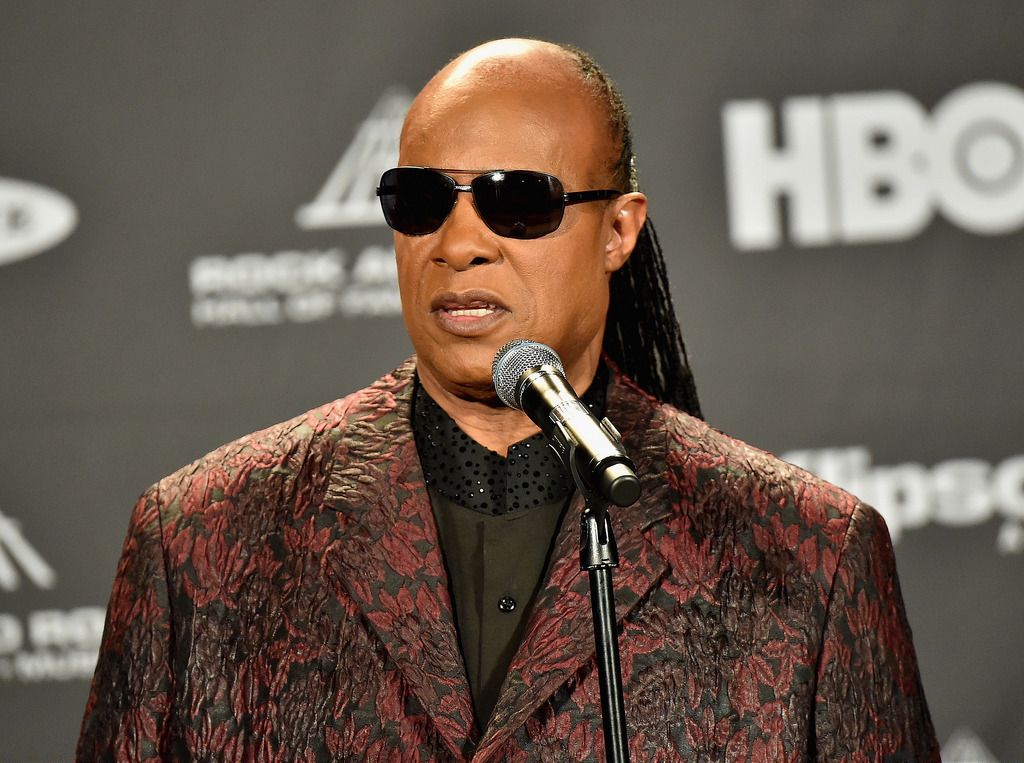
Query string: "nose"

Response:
xmin=432 ymin=190 xmax=501 ymax=271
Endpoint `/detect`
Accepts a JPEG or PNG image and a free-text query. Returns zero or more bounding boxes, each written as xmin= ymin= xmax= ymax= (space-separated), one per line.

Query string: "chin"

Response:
xmin=419 ymin=344 xmax=500 ymax=398
xmin=451 ymin=356 xmax=498 ymax=391
xmin=444 ymin=368 xmax=502 ymax=404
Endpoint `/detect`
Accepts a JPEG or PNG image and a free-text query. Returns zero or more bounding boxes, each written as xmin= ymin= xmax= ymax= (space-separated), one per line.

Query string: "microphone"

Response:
xmin=491 ymin=339 xmax=641 ymax=507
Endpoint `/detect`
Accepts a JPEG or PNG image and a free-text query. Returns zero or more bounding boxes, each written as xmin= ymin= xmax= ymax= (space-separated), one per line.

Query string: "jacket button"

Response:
xmin=497 ymin=595 xmax=517 ymax=612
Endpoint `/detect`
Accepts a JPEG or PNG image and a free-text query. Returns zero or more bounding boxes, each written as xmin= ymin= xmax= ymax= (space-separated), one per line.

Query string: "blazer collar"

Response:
xmin=323 ymin=359 xmax=672 ymax=762
xmin=474 ymin=370 xmax=672 ymax=759
xmin=323 ymin=359 xmax=478 ymax=760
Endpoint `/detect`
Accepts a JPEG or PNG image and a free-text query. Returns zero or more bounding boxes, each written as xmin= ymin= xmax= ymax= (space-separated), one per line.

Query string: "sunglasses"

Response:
xmin=376 ymin=166 xmax=622 ymax=240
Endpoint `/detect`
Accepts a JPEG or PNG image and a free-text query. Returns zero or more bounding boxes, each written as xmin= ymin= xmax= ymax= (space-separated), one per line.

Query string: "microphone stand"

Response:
xmin=568 ymin=447 xmax=631 ymax=763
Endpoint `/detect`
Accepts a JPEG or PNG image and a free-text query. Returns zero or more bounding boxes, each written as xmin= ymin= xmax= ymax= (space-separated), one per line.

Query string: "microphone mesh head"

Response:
xmin=491 ymin=339 xmax=564 ymax=409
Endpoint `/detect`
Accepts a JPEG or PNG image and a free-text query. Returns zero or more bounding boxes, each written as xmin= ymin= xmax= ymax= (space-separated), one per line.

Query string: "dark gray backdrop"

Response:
xmin=1 ymin=3 xmax=1021 ymax=761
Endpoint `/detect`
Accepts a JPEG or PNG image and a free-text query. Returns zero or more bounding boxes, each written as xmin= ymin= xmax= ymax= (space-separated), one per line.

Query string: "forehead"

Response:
xmin=399 ymin=66 xmax=611 ymax=184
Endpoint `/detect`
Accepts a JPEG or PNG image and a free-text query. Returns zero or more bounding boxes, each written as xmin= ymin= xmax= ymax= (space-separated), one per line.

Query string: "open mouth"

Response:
xmin=431 ymin=290 xmax=509 ymax=315
xmin=430 ymin=291 xmax=509 ymax=334
xmin=442 ymin=303 xmax=501 ymax=318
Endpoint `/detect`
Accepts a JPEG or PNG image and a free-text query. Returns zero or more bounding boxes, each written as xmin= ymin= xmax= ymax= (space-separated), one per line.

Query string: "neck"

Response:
xmin=417 ymin=346 xmax=602 ymax=456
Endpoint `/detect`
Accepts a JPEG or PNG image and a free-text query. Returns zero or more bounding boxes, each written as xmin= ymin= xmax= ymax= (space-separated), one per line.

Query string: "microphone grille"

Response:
xmin=491 ymin=339 xmax=564 ymax=409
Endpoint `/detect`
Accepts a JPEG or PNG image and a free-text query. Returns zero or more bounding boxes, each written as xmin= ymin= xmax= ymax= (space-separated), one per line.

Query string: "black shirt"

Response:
xmin=412 ymin=366 xmax=607 ymax=728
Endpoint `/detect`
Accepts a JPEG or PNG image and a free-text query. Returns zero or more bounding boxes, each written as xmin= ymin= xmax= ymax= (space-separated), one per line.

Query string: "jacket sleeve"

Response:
xmin=813 ymin=503 xmax=940 ymax=761
xmin=77 ymin=485 xmax=174 ymax=763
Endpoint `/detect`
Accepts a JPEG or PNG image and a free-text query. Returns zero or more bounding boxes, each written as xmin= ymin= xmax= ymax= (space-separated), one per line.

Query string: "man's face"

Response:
xmin=395 ymin=67 xmax=632 ymax=400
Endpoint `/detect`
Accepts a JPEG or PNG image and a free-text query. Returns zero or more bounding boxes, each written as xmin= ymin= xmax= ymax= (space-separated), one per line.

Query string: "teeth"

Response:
xmin=448 ymin=307 xmax=495 ymax=317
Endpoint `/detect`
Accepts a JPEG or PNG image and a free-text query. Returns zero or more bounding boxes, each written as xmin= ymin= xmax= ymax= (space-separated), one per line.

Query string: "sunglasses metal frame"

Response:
xmin=376 ymin=166 xmax=622 ymax=239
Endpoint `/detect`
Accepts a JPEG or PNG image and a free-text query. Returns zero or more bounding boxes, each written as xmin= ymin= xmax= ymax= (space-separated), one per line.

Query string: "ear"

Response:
xmin=603 ymin=192 xmax=648 ymax=273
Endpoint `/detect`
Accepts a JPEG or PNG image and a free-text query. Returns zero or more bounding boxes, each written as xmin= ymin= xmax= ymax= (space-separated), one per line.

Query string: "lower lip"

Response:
xmin=433 ymin=307 xmax=509 ymax=336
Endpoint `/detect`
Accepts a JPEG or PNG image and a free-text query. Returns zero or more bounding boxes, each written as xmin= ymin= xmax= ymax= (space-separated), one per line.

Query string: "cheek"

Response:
xmin=523 ymin=256 xmax=610 ymax=344
xmin=566 ymin=274 xmax=612 ymax=332
xmin=394 ymin=245 xmax=429 ymax=304
xmin=530 ymin=244 xmax=607 ymax=300
xmin=393 ymin=249 xmax=434 ymax=346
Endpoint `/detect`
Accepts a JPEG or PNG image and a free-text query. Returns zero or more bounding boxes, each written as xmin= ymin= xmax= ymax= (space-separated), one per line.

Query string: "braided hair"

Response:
xmin=558 ymin=44 xmax=703 ymax=419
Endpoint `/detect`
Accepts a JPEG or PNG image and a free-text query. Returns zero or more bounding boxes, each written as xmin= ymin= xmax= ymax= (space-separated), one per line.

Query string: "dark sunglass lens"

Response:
xmin=472 ymin=171 xmax=564 ymax=239
xmin=378 ymin=168 xmax=455 ymax=235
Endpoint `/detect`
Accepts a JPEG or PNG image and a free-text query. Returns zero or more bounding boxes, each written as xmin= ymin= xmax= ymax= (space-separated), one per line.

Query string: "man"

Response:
xmin=79 ymin=39 xmax=938 ymax=761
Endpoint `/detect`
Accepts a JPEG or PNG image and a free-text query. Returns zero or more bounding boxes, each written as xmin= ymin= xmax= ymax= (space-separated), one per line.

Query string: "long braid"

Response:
xmin=605 ymin=218 xmax=702 ymax=418
xmin=559 ymin=43 xmax=703 ymax=418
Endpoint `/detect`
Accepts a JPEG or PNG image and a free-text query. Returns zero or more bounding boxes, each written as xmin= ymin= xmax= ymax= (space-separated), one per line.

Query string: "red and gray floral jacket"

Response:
xmin=78 ymin=360 xmax=938 ymax=762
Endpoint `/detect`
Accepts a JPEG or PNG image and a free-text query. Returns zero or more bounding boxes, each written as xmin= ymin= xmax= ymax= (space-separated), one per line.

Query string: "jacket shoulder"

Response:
xmin=658 ymin=404 xmax=861 ymax=521
xmin=144 ymin=365 xmax=414 ymax=530
xmin=650 ymin=402 xmax=875 ymax=584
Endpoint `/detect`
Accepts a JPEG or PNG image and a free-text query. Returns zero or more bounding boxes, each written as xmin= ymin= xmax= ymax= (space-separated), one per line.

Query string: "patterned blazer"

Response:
xmin=78 ymin=359 xmax=938 ymax=762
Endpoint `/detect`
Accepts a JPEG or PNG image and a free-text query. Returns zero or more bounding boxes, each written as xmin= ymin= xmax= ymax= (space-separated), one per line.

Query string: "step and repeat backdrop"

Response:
xmin=2 ymin=3 xmax=1022 ymax=761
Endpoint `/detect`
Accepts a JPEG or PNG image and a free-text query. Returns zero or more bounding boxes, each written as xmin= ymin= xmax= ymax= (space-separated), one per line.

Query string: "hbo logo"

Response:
xmin=723 ymin=82 xmax=1024 ymax=249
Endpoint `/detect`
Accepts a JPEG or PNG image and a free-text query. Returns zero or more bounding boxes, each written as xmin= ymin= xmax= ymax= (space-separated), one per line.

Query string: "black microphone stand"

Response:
xmin=568 ymin=446 xmax=632 ymax=763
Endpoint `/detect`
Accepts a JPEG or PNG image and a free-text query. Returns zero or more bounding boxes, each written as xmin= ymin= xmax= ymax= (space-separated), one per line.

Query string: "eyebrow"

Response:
xmin=408 ymin=167 xmax=515 ymax=174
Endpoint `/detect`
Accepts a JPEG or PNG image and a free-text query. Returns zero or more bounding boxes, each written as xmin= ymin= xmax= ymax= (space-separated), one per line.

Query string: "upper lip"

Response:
xmin=430 ymin=289 xmax=509 ymax=312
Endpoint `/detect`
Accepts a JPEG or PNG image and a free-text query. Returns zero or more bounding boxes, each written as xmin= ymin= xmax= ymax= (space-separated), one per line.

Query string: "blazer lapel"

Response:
xmin=322 ymin=363 xmax=477 ymax=761
xmin=474 ymin=373 xmax=673 ymax=759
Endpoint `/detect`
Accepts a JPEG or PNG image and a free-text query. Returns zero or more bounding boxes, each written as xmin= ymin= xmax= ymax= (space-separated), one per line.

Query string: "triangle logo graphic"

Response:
xmin=295 ymin=88 xmax=412 ymax=230
xmin=942 ymin=727 xmax=999 ymax=763
xmin=0 ymin=510 xmax=57 ymax=591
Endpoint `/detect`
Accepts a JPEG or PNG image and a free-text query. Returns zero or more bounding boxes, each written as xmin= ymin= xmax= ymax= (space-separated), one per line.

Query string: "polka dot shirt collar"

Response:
xmin=412 ymin=364 xmax=608 ymax=516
